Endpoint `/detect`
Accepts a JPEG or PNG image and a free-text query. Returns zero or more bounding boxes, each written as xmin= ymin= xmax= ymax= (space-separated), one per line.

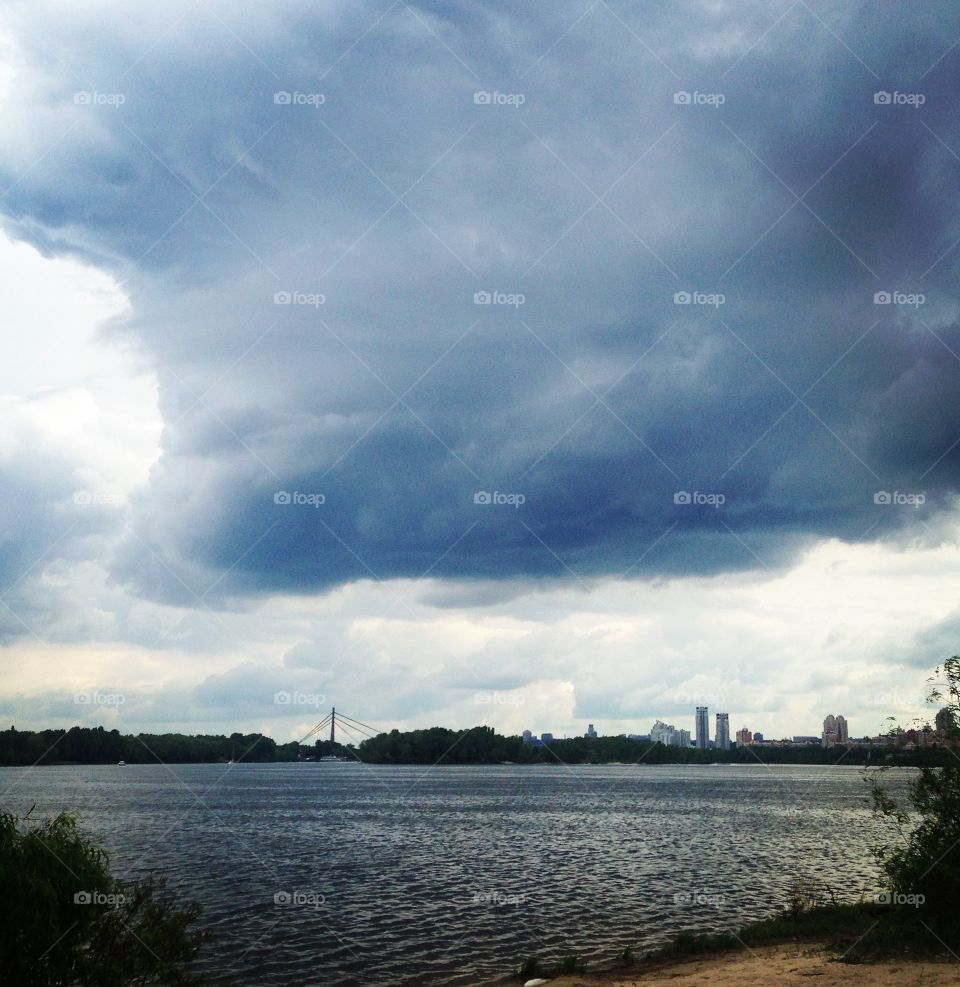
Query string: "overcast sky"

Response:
xmin=1 ymin=0 xmax=960 ymax=743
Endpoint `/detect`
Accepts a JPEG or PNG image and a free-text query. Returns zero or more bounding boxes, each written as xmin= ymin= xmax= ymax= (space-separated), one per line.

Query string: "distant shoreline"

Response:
xmin=0 ymin=723 xmax=947 ymax=769
xmin=0 ymin=756 xmax=931 ymax=769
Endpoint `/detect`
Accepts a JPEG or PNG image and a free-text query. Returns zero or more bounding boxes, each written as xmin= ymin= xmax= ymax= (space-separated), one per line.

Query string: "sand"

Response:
xmin=542 ymin=942 xmax=960 ymax=986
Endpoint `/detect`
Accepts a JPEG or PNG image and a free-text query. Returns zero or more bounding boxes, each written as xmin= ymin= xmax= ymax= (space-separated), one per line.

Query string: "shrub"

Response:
xmin=0 ymin=809 xmax=208 ymax=986
xmin=871 ymin=657 xmax=960 ymax=919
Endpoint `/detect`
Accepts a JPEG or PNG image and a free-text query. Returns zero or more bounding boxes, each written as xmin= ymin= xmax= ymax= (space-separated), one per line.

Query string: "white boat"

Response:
xmin=117 ymin=760 xmax=126 ymax=766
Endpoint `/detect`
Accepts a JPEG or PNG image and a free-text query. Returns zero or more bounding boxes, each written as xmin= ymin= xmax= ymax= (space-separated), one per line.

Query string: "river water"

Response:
xmin=0 ymin=761 xmax=910 ymax=985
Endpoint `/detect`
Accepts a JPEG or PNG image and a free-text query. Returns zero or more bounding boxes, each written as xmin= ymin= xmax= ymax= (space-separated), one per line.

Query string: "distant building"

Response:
xmin=935 ymin=708 xmax=953 ymax=735
xmin=650 ymin=720 xmax=690 ymax=747
xmin=628 ymin=733 xmax=651 ymax=742
xmin=736 ymin=726 xmax=752 ymax=746
xmin=695 ymin=706 xmax=710 ymax=749
xmin=715 ymin=713 xmax=730 ymax=751
xmin=522 ymin=730 xmax=533 ymax=744
xmin=822 ymin=713 xmax=848 ymax=747
xmin=792 ymin=736 xmax=820 ymax=745
xmin=585 ymin=724 xmax=598 ymax=739
xmin=753 ymin=731 xmax=764 ymax=743
xmin=540 ymin=733 xmax=554 ymax=745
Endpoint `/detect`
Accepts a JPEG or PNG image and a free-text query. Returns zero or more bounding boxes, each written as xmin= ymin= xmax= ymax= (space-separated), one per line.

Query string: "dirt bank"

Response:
xmin=541 ymin=942 xmax=960 ymax=986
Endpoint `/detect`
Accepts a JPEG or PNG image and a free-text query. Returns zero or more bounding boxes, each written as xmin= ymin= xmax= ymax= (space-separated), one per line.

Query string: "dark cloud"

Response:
xmin=2 ymin=0 xmax=960 ymax=608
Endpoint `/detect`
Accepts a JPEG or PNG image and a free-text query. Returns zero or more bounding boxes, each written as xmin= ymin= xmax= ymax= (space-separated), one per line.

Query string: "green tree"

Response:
xmin=872 ymin=656 xmax=960 ymax=920
xmin=0 ymin=809 xmax=207 ymax=985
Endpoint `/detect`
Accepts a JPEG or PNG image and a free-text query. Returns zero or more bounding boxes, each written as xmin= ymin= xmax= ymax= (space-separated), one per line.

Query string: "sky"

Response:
xmin=1 ymin=0 xmax=960 ymax=743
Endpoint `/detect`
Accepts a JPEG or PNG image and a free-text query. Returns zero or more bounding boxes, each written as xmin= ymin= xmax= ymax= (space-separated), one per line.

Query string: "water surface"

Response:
xmin=0 ymin=762 xmax=908 ymax=985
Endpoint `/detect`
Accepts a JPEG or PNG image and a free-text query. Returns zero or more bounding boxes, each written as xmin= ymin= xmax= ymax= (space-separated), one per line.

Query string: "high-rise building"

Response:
xmin=822 ymin=713 xmax=846 ymax=747
xmin=650 ymin=720 xmax=691 ymax=747
xmin=695 ymin=706 xmax=709 ymax=749
xmin=736 ymin=726 xmax=752 ymax=746
xmin=753 ymin=731 xmax=765 ymax=743
xmin=936 ymin=708 xmax=955 ymax=736
xmin=585 ymin=723 xmax=597 ymax=739
xmin=715 ymin=713 xmax=730 ymax=751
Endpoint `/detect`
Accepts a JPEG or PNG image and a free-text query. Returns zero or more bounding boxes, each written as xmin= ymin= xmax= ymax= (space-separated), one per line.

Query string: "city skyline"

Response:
xmin=519 ymin=706 xmax=869 ymax=746
xmin=521 ymin=699 xmax=952 ymax=745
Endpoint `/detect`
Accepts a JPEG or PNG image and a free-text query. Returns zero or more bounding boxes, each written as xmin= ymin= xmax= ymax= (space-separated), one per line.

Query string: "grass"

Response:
xmin=646 ymin=902 xmax=959 ymax=966
xmin=513 ymin=901 xmax=960 ymax=981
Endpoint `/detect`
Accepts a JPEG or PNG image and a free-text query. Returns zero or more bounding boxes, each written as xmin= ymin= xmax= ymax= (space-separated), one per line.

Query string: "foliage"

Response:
xmin=783 ymin=877 xmax=839 ymax=918
xmin=0 ymin=720 xmax=954 ymax=767
xmin=871 ymin=656 xmax=960 ymax=921
xmin=0 ymin=809 xmax=208 ymax=985
xmin=0 ymin=726 xmax=308 ymax=765
xmin=514 ymin=955 xmax=540 ymax=979
xmin=556 ymin=954 xmax=582 ymax=973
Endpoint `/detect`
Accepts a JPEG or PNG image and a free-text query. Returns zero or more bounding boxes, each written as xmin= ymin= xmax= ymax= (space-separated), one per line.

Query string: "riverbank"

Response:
xmin=506 ymin=903 xmax=960 ymax=986
xmin=542 ymin=942 xmax=960 ymax=986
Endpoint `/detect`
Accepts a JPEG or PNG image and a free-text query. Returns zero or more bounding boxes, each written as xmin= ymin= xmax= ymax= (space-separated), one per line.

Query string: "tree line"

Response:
xmin=0 ymin=725 xmax=305 ymax=765
xmin=0 ymin=722 xmax=950 ymax=767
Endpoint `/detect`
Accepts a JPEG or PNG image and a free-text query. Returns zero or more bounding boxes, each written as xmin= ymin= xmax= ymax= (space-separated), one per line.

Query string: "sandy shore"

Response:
xmin=540 ymin=942 xmax=960 ymax=986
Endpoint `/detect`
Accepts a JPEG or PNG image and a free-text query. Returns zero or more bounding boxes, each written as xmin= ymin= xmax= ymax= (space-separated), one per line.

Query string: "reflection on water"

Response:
xmin=0 ymin=762 xmax=910 ymax=986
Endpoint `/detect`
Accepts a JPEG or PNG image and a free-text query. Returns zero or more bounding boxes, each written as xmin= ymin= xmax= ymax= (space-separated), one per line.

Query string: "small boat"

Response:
xmin=319 ymin=755 xmax=344 ymax=762
xmin=117 ymin=760 xmax=126 ymax=766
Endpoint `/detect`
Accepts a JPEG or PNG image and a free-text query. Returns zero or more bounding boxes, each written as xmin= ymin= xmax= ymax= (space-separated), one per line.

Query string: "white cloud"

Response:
xmin=0 ymin=230 xmax=161 ymax=494
xmin=5 ymin=526 xmax=960 ymax=740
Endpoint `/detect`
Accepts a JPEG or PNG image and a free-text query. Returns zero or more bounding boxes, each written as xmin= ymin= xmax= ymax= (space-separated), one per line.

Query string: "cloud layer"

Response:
xmin=1 ymin=1 xmax=960 ymax=736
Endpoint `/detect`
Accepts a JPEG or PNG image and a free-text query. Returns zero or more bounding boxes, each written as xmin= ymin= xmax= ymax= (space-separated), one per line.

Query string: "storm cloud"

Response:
xmin=2 ymin=2 xmax=960 ymax=737
xmin=1 ymin=0 xmax=958 ymax=608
